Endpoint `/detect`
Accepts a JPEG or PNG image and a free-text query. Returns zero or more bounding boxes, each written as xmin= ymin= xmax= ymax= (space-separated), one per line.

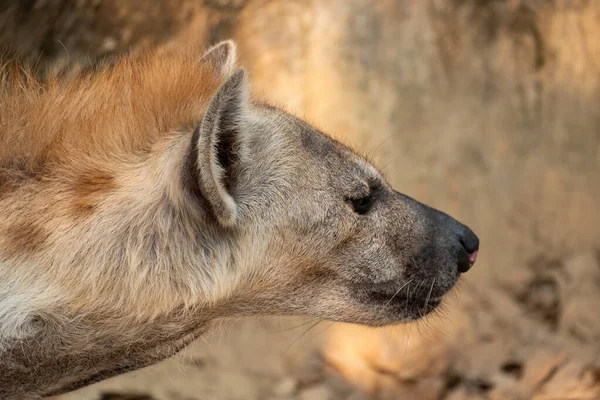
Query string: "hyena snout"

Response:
xmin=418 ymin=201 xmax=480 ymax=274
xmin=352 ymin=192 xmax=480 ymax=325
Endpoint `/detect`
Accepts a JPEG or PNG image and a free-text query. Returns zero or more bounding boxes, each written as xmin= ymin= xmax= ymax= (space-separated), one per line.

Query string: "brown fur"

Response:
xmin=4 ymin=219 xmax=49 ymax=256
xmin=70 ymin=170 xmax=117 ymax=217
xmin=0 ymin=47 xmax=226 ymax=314
xmin=0 ymin=51 xmax=220 ymax=193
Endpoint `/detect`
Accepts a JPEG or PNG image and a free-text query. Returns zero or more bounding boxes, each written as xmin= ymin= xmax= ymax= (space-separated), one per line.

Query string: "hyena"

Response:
xmin=0 ymin=41 xmax=479 ymax=399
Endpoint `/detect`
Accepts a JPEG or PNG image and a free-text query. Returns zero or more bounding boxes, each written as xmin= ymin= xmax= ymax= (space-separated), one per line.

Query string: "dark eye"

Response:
xmin=346 ymin=195 xmax=373 ymax=214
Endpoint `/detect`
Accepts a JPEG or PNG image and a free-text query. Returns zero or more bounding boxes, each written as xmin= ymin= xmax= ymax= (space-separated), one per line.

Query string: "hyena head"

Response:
xmin=0 ymin=40 xmax=478 ymax=397
xmin=193 ymin=43 xmax=480 ymax=325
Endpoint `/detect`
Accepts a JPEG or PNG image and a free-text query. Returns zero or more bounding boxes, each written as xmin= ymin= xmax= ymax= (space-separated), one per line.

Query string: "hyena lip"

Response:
xmin=364 ymin=289 xmax=444 ymax=318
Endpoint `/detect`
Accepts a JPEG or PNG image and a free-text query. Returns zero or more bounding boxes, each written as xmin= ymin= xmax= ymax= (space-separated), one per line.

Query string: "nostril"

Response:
xmin=468 ymin=250 xmax=478 ymax=264
xmin=457 ymin=228 xmax=479 ymax=273
xmin=459 ymin=231 xmax=479 ymax=254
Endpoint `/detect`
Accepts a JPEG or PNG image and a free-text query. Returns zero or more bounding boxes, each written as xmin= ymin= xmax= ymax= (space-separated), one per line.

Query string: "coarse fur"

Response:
xmin=0 ymin=40 xmax=479 ymax=399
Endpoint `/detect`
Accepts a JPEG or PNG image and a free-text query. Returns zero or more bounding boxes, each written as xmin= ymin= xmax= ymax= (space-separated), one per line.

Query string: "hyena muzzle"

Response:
xmin=0 ymin=40 xmax=479 ymax=398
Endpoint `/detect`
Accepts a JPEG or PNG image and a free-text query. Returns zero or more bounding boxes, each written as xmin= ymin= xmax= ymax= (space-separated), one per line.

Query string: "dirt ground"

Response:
xmin=2 ymin=1 xmax=599 ymax=399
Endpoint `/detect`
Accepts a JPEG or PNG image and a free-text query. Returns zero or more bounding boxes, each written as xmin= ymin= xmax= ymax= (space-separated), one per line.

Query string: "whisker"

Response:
xmin=405 ymin=281 xmax=411 ymax=314
xmin=270 ymin=318 xmax=320 ymax=333
xmin=423 ymin=278 xmax=436 ymax=315
xmin=412 ymin=281 xmax=424 ymax=318
xmin=385 ymin=279 xmax=414 ymax=307
xmin=282 ymin=320 xmax=322 ymax=355
xmin=365 ymin=135 xmax=393 ymax=164
xmin=303 ymin=321 xmax=336 ymax=343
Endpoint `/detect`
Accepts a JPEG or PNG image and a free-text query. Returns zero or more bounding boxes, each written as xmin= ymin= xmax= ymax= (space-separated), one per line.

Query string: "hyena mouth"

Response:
xmin=369 ymin=291 xmax=441 ymax=317
xmin=364 ymin=281 xmax=447 ymax=319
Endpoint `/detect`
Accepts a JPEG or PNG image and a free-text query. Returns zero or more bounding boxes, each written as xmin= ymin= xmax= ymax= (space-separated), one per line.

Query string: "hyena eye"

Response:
xmin=346 ymin=195 xmax=373 ymax=215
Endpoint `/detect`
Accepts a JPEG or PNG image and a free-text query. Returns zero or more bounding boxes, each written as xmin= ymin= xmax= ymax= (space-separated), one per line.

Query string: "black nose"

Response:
xmin=393 ymin=191 xmax=480 ymax=274
xmin=456 ymin=226 xmax=479 ymax=273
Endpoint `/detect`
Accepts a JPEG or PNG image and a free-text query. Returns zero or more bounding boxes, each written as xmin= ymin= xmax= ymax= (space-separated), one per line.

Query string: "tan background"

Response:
xmin=2 ymin=1 xmax=599 ymax=399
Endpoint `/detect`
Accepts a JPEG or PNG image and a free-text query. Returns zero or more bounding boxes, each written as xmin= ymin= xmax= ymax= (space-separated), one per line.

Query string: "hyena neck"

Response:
xmin=0 ymin=304 xmax=217 ymax=399
xmin=0 ymin=133 xmax=235 ymax=399
xmin=0 ymin=132 xmax=240 ymax=333
xmin=66 ymin=131 xmax=243 ymax=318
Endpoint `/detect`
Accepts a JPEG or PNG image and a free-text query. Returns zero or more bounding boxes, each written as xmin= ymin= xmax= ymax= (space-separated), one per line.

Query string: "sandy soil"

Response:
xmin=2 ymin=1 xmax=599 ymax=399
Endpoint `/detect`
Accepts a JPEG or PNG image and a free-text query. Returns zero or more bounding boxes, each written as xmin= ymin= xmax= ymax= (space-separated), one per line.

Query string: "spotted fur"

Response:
xmin=0 ymin=40 xmax=478 ymax=399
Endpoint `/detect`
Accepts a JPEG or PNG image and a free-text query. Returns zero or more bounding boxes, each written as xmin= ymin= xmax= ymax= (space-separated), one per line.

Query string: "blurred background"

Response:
xmin=2 ymin=1 xmax=599 ymax=399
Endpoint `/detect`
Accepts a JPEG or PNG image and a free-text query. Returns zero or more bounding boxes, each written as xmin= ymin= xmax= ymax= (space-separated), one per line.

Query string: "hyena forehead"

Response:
xmin=256 ymin=105 xmax=383 ymax=186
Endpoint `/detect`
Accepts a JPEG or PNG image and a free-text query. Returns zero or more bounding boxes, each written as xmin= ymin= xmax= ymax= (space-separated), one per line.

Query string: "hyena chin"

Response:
xmin=0 ymin=40 xmax=479 ymax=398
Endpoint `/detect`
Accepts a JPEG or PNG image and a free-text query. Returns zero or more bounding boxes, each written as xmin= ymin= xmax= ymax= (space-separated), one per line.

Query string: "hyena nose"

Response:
xmin=455 ymin=225 xmax=479 ymax=273
xmin=395 ymin=191 xmax=479 ymax=273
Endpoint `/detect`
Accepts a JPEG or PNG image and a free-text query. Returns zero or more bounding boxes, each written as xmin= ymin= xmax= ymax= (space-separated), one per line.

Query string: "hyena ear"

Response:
xmin=201 ymin=40 xmax=237 ymax=78
xmin=195 ymin=68 xmax=249 ymax=227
